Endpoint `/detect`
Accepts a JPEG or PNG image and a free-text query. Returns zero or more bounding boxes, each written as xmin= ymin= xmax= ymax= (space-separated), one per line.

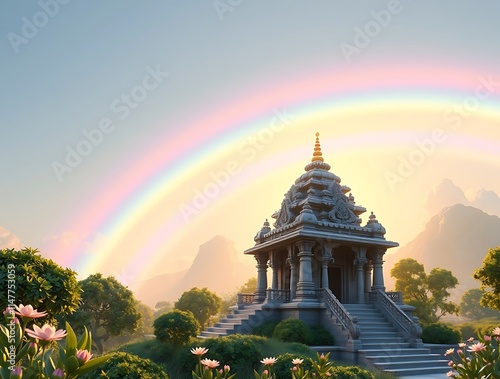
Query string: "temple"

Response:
xmin=200 ymin=134 xmax=450 ymax=375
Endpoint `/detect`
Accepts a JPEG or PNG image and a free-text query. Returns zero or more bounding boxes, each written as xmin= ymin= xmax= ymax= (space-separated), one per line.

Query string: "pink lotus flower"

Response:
xmin=467 ymin=337 xmax=474 ymax=342
xmin=191 ymin=347 xmax=209 ymax=356
xmin=25 ymin=324 xmax=67 ymax=341
xmin=292 ymin=358 xmax=303 ymax=365
xmin=260 ymin=357 xmax=277 ymax=366
xmin=15 ymin=304 xmax=47 ymax=319
xmin=76 ymin=349 xmax=93 ymax=365
xmin=51 ymin=368 xmax=65 ymax=378
xmin=458 ymin=342 xmax=466 ymax=348
xmin=445 ymin=348 xmax=454 ymax=356
xmin=223 ymin=365 xmax=230 ymax=372
xmin=484 ymin=335 xmax=491 ymax=341
xmin=492 ymin=327 xmax=500 ymax=336
xmin=446 ymin=371 xmax=454 ymax=377
xmin=10 ymin=366 xmax=22 ymax=379
xmin=200 ymin=358 xmax=219 ymax=369
xmin=467 ymin=342 xmax=486 ymax=353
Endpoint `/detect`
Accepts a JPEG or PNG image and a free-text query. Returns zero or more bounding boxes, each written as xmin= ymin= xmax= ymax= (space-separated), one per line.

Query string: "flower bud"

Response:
xmin=51 ymin=368 xmax=65 ymax=378
xmin=10 ymin=366 xmax=22 ymax=379
xmin=27 ymin=341 xmax=38 ymax=356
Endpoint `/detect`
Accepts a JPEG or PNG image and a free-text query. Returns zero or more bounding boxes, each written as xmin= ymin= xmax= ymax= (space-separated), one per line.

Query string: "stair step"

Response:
xmin=383 ymin=366 xmax=451 ymax=376
xmin=365 ymin=353 xmax=443 ymax=363
xmin=372 ymin=359 xmax=450 ymax=370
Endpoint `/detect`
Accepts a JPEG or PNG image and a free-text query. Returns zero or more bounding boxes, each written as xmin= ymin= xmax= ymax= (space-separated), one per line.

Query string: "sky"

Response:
xmin=1 ymin=1 xmax=500 ymax=292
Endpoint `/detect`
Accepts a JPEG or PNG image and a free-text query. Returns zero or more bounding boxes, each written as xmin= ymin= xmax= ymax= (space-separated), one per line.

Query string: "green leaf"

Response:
xmin=74 ymin=354 xmax=111 ymax=376
xmin=66 ymin=354 xmax=79 ymax=374
xmin=76 ymin=326 xmax=88 ymax=350
xmin=65 ymin=321 xmax=77 ymax=357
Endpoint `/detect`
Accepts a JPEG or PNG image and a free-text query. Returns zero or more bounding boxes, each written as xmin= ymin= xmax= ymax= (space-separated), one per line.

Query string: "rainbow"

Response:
xmin=49 ymin=62 xmax=500 ymax=281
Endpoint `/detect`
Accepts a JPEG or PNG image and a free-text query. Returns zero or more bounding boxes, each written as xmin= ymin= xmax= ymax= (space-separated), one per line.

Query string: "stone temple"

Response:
xmin=200 ymin=133 xmax=450 ymax=376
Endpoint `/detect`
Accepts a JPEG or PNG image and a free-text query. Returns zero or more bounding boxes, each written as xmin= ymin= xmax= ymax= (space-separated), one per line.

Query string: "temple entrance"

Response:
xmin=328 ymin=266 xmax=343 ymax=302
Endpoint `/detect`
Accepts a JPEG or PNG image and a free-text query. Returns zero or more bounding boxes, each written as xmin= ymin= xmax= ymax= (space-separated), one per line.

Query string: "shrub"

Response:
xmin=118 ymin=338 xmax=174 ymax=364
xmin=252 ymin=319 xmax=279 ymax=337
xmin=309 ymin=324 xmax=334 ymax=345
xmin=80 ymin=352 xmax=169 ymax=379
xmin=273 ymin=318 xmax=312 ymax=345
xmin=153 ymin=309 xmax=200 ymax=346
xmin=333 ymin=365 xmax=375 ymax=379
xmin=274 ymin=353 xmax=313 ymax=379
xmin=421 ymin=322 xmax=461 ymax=344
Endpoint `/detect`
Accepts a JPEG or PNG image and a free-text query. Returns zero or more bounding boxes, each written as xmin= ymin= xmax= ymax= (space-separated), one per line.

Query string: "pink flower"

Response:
xmin=292 ymin=358 xmax=303 ymax=365
xmin=492 ymin=327 xmax=500 ymax=336
xmin=263 ymin=370 xmax=268 ymax=375
xmin=484 ymin=335 xmax=491 ymax=341
xmin=224 ymin=365 xmax=230 ymax=372
xmin=200 ymin=358 xmax=219 ymax=369
xmin=467 ymin=342 xmax=486 ymax=353
xmin=446 ymin=371 xmax=454 ymax=377
xmin=14 ymin=304 xmax=47 ymax=319
xmin=10 ymin=366 xmax=22 ymax=379
xmin=448 ymin=360 xmax=454 ymax=366
xmin=260 ymin=357 xmax=277 ymax=366
xmin=51 ymin=368 xmax=65 ymax=378
xmin=458 ymin=342 xmax=466 ymax=348
xmin=25 ymin=324 xmax=67 ymax=341
xmin=467 ymin=337 xmax=474 ymax=342
xmin=293 ymin=366 xmax=298 ymax=371
xmin=444 ymin=348 xmax=454 ymax=356
xmin=10 ymin=317 xmax=20 ymax=324
xmin=191 ymin=347 xmax=209 ymax=356
xmin=76 ymin=349 xmax=93 ymax=365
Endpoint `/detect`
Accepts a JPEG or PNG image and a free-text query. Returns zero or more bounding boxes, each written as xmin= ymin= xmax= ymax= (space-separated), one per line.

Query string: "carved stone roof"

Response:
xmin=252 ymin=133 xmax=394 ymax=246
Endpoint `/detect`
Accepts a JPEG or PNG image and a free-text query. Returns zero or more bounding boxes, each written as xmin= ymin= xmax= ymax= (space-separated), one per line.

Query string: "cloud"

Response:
xmin=0 ymin=227 xmax=23 ymax=249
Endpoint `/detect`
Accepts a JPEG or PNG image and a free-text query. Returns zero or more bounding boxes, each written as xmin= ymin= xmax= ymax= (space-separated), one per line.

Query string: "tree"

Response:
xmin=0 ymin=248 xmax=81 ymax=319
xmin=175 ymin=287 xmax=222 ymax=328
xmin=153 ymin=309 xmax=199 ymax=346
xmin=474 ymin=247 xmax=500 ymax=311
xmin=221 ymin=277 xmax=257 ymax=314
xmin=63 ymin=273 xmax=141 ymax=353
xmin=460 ymin=288 xmax=500 ymax=320
xmin=154 ymin=300 xmax=173 ymax=319
xmin=390 ymin=258 xmax=459 ymax=324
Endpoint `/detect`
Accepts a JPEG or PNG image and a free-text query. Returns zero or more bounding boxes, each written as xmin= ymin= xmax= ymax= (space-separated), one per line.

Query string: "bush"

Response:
xmin=252 ymin=320 xmax=279 ymax=337
xmin=80 ymin=352 xmax=169 ymax=379
xmin=153 ymin=309 xmax=200 ymax=346
xmin=421 ymin=322 xmax=461 ymax=344
xmin=273 ymin=318 xmax=312 ymax=345
xmin=333 ymin=365 xmax=375 ymax=379
xmin=309 ymin=324 xmax=334 ymax=345
xmin=118 ymin=338 xmax=174 ymax=364
xmin=273 ymin=353 xmax=313 ymax=379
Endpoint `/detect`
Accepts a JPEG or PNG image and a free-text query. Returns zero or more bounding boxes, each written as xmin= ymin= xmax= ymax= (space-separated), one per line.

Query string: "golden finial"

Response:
xmin=311 ymin=132 xmax=324 ymax=162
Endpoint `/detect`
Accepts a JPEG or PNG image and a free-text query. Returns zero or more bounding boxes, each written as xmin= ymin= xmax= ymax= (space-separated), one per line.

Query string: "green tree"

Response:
xmin=0 ymin=248 xmax=81 ymax=318
xmin=154 ymin=300 xmax=173 ymax=319
xmin=175 ymin=287 xmax=222 ymax=328
xmin=390 ymin=258 xmax=459 ymax=324
xmin=63 ymin=273 xmax=141 ymax=353
xmin=460 ymin=288 xmax=500 ymax=320
xmin=153 ymin=309 xmax=199 ymax=346
xmin=474 ymin=247 xmax=500 ymax=311
xmin=221 ymin=277 xmax=257 ymax=314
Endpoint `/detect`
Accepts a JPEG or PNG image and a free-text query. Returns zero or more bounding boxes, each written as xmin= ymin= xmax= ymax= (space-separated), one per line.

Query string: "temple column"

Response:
xmin=364 ymin=260 xmax=373 ymax=302
xmin=295 ymin=240 xmax=316 ymax=301
xmin=355 ymin=246 xmax=368 ymax=304
xmin=372 ymin=249 xmax=386 ymax=291
xmin=321 ymin=245 xmax=334 ymax=289
xmin=270 ymin=251 xmax=279 ymax=290
xmin=287 ymin=245 xmax=297 ymax=300
xmin=254 ymin=252 xmax=268 ymax=303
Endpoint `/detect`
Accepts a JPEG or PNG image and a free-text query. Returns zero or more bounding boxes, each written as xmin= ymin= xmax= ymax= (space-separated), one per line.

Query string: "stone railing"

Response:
xmin=317 ymin=289 xmax=360 ymax=342
xmin=369 ymin=289 xmax=422 ymax=347
xmin=266 ymin=289 xmax=290 ymax=303
xmin=385 ymin=291 xmax=403 ymax=303
xmin=237 ymin=293 xmax=255 ymax=304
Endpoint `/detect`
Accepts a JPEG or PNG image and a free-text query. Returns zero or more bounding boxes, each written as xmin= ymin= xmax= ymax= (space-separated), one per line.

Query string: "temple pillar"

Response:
xmin=295 ymin=240 xmax=316 ymax=301
xmin=254 ymin=252 xmax=268 ymax=303
xmin=364 ymin=261 xmax=373 ymax=302
xmin=355 ymin=247 xmax=368 ymax=304
xmin=287 ymin=245 xmax=298 ymax=300
xmin=372 ymin=250 xmax=386 ymax=291
xmin=321 ymin=245 xmax=334 ymax=289
xmin=270 ymin=251 xmax=279 ymax=290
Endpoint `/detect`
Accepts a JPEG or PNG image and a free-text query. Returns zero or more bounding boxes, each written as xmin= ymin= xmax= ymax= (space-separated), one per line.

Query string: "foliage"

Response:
xmin=273 ymin=353 xmax=312 ymax=379
xmin=0 ymin=306 xmax=110 ymax=379
xmin=459 ymin=288 xmax=500 ymax=320
xmin=444 ymin=326 xmax=500 ymax=378
xmin=154 ymin=301 xmax=173 ymax=319
xmin=118 ymin=338 xmax=173 ymax=365
xmin=221 ymin=278 xmax=257 ymax=315
xmin=0 ymin=248 xmax=81 ymax=319
xmin=390 ymin=258 xmax=459 ymax=324
xmin=153 ymin=310 xmax=199 ymax=346
xmin=308 ymin=325 xmax=334 ymax=346
xmin=457 ymin=319 xmax=500 ymax=341
xmin=175 ymin=287 xmax=222 ymax=329
xmin=79 ymin=352 xmax=168 ymax=379
xmin=332 ymin=365 xmax=375 ymax=379
xmin=62 ymin=273 xmax=141 ymax=353
xmin=272 ymin=319 xmax=311 ymax=345
xmin=251 ymin=320 xmax=279 ymax=338
xmin=473 ymin=247 xmax=500 ymax=312
xmin=421 ymin=322 xmax=461 ymax=344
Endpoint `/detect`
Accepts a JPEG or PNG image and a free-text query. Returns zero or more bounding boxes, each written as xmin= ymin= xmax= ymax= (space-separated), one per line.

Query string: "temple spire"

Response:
xmin=311 ymin=132 xmax=324 ymax=162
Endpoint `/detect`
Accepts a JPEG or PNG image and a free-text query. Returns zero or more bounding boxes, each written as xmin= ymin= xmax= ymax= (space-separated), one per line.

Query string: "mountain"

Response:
xmin=384 ymin=204 xmax=500 ymax=296
xmin=134 ymin=235 xmax=254 ymax=307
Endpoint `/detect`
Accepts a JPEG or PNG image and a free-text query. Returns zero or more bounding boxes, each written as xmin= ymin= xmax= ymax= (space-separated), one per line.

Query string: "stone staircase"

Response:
xmin=199 ymin=303 xmax=264 ymax=338
xmin=343 ymin=304 xmax=450 ymax=377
